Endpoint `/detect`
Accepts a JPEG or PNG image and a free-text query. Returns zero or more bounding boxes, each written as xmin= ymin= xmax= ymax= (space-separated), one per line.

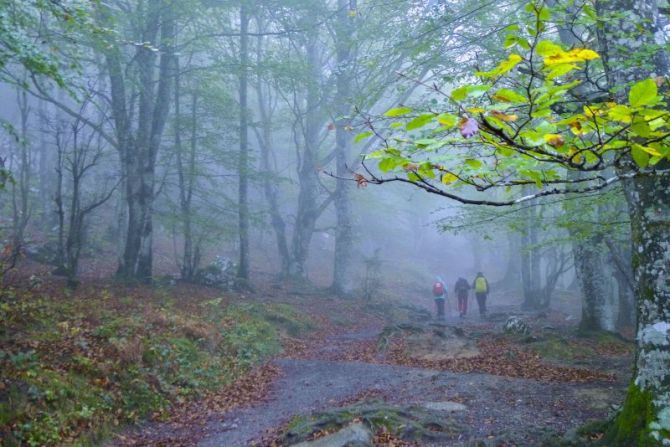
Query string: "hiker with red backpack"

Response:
xmin=454 ymin=277 xmax=470 ymax=318
xmin=432 ymin=276 xmax=448 ymax=320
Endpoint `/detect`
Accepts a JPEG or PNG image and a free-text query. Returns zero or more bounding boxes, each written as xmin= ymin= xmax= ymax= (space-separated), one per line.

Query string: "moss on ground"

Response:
xmin=0 ymin=286 xmax=313 ymax=446
xmin=279 ymin=400 xmax=461 ymax=445
xmin=526 ymin=331 xmax=633 ymax=363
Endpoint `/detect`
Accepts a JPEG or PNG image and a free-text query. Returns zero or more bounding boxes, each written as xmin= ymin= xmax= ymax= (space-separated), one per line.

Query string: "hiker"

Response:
xmin=454 ymin=277 xmax=470 ymax=318
xmin=432 ymin=276 xmax=447 ymax=320
xmin=472 ymin=272 xmax=490 ymax=317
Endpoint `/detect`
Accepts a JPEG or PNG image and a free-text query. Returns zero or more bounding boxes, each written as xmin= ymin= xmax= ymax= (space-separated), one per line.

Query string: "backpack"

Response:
xmin=433 ymin=281 xmax=445 ymax=297
xmin=475 ymin=277 xmax=488 ymax=293
xmin=455 ymin=278 xmax=468 ymax=292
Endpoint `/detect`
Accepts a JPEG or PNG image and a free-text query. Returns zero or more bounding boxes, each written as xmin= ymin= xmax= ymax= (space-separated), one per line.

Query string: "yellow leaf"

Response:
xmin=543 ymin=47 xmax=600 ymax=66
xmin=441 ymin=173 xmax=458 ymax=185
xmin=490 ymin=110 xmax=518 ymax=122
xmin=569 ymin=48 xmax=599 ymax=61
xmin=635 ymin=144 xmax=662 ymax=156
xmin=544 ymin=134 xmax=565 ymax=148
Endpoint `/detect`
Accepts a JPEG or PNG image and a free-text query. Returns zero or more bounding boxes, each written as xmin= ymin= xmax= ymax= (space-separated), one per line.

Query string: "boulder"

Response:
xmin=503 ymin=316 xmax=530 ymax=336
xmin=194 ymin=256 xmax=236 ymax=289
xmin=290 ymin=423 xmax=373 ymax=447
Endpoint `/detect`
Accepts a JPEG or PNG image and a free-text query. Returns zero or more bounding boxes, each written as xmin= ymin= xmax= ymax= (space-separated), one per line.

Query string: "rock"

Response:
xmin=422 ymin=401 xmax=468 ymax=412
xmin=290 ymin=423 xmax=373 ymax=447
xmin=194 ymin=256 xmax=236 ymax=289
xmin=503 ymin=316 xmax=530 ymax=336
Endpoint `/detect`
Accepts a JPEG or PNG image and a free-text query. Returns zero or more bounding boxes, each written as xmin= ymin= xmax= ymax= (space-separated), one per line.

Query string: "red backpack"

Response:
xmin=432 ymin=281 xmax=445 ymax=297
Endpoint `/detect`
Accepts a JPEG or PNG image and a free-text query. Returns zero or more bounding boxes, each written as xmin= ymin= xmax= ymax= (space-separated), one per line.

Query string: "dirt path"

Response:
xmin=196 ymin=322 xmax=625 ymax=446
xmin=116 ymin=308 xmax=629 ymax=446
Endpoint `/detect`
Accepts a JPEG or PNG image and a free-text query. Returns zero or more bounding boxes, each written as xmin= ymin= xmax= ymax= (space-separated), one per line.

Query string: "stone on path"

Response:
xmin=503 ymin=316 xmax=530 ymax=336
xmin=289 ymin=422 xmax=373 ymax=447
xmin=422 ymin=401 xmax=468 ymax=412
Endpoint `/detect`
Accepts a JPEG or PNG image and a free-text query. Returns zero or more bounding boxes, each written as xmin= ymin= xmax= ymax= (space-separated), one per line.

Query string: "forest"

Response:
xmin=0 ymin=0 xmax=669 ymax=446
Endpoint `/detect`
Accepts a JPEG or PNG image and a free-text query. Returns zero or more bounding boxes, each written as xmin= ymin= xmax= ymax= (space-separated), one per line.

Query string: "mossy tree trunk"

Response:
xmin=595 ymin=0 xmax=670 ymax=444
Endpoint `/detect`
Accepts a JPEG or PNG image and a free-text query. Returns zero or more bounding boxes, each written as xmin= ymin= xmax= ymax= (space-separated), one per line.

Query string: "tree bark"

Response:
xmin=572 ymin=237 xmax=610 ymax=332
xmin=254 ymin=28 xmax=291 ymax=279
xmin=289 ymin=36 xmax=322 ymax=279
xmin=595 ymin=0 xmax=670 ymax=443
xmin=236 ymin=3 xmax=251 ymax=286
xmin=331 ymin=0 xmax=356 ymax=296
xmin=105 ymin=0 xmax=176 ymax=282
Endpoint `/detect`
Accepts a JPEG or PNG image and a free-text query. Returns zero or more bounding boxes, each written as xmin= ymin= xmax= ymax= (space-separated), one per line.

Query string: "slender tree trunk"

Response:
xmin=236 ymin=3 xmax=251 ymax=286
xmin=331 ymin=0 xmax=356 ymax=296
xmin=289 ymin=37 xmax=321 ymax=279
xmin=521 ymin=197 xmax=541 ymax=309
xmin=572 ymin=238 xmax=610 ymax=331
xmin=174 ymin=59 xmax=198 ymax=280
xmin=255 ymin=59 xmax=291 ymax=277
xmin=501 ymin=232 xmax=521 ymax=288
xmin=11 ymin=87 xmax=31 ymax=256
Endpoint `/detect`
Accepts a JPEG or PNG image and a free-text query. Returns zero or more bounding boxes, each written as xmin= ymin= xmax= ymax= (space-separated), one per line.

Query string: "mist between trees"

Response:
xmin=1 ymin=0 xmax=670 ymax=446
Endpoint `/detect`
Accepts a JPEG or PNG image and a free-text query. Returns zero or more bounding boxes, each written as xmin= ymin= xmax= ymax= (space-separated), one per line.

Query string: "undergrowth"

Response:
xmin=0 ymin=284 xmax=312 ymax=446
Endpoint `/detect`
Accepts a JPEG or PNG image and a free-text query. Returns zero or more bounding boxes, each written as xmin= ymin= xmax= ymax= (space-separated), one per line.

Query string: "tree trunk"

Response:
xmin=572 ymin=238 xmax=610 ymax=332
xmin=11 ymin=86 xmax=31 ymax=256
xmin=595 ymin=0 xmax=670 ymax=443
xmin=174 ymin=58 xmax=199 ymax=281
xmin=289 ymin=37 xmax=321 ymax=279
xmin=331 ymin=0 xmax=356 ymax=296
xmin=254 ymin=30 xmax=291 ymax=278
xmin=501 ymin=232 xmax=521 ymax=289
xmin=521 ymin=198 xmax=541 ymax=309
xmin=108 ymin=0 xmax=175 ymax=282
xmin=236 ymin=3 xmax=251 ymax=286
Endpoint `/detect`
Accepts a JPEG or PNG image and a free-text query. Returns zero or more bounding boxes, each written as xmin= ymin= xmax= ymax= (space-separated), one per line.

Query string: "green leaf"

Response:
xmin=354 ymin=131 xmax=373 ymax=143
xmin=536 ymin=40 xmax=563 ymax=57
xmin=384 ymin=107 xmax=413 ymax=117
xmin=436 ymin=113 xmax=459 ymax=128
xmin=451 ymin=84 xmax=490 ymax=101
xmin=465 ymin=159 xmax=482 ymax=169
xmin=418 ymin=162 xmax=436 ymax=179
xmin=379 ymin=158 xmax=400 ymax=172
xmin=366 ymin=150 xmax=385 ymax=159
xmin=629 ymin=79 xmax=658 ymax=108
xmin=406 ymin=114 xmax=434 ymax=131
xmin=546 ymin=63 xmax=579 ymax=79
xmin=493 ymin=88 xmax=527 ymax=104
xmin=608 ymin=105 xmax=632 ymax=123
xmin=519 ymin=130 xmax=545 ymax=147
xmin=631 ymin=145 xmax=650 ymax=168
xmin=503 ymin=35 xmax=517 ymax=49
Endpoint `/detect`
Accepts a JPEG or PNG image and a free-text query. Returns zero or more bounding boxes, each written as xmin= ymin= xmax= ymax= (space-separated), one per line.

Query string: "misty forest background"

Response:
xmin=1 ymin=0 xmax=669 ymax=446
xmin=0 ymin=0 xmax=628 ymax=328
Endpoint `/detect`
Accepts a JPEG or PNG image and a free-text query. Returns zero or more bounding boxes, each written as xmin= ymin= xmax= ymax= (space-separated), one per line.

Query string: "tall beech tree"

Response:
xmin=358 ymin=2 xmax=670 ymax=443
xmin=102 ymin=0 xmax=177 ymax=281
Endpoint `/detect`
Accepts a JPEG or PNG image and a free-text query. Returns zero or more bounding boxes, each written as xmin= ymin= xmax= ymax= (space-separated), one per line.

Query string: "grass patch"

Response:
xmin=0 ymin=285 xmax=313 ymax=446
xmin=527 ymin=331 xmax=633 ymax=362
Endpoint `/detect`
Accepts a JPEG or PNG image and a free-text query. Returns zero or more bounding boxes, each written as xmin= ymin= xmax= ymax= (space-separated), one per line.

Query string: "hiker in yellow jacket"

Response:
xmin=472 ymin=272 xmax=489 ymax=317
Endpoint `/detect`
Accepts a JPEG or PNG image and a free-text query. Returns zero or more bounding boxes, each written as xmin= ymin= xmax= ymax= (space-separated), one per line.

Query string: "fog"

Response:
xmin=0 ymin=0 xmax=665 ymax=446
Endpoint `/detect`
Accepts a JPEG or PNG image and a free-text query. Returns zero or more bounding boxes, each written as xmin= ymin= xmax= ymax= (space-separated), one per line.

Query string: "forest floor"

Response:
xmin=109 ymin=288 xmax=633 ymax=447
